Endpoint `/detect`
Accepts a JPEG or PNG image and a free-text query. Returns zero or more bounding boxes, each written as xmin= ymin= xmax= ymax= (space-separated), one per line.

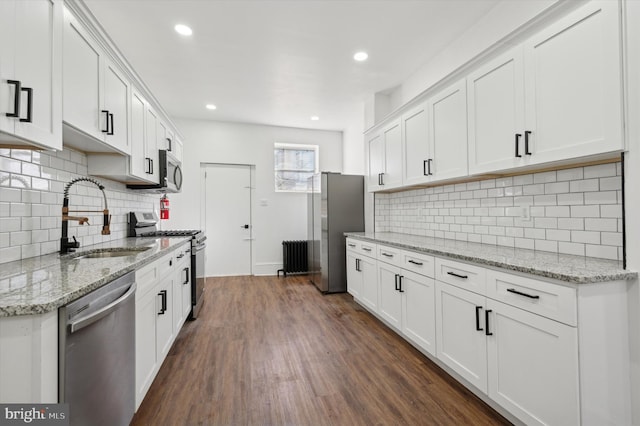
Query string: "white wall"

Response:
xmin=624 ymin=1 xmax=640 ymax=423
xmin=166 ymin=119 xmax=342 ymax=275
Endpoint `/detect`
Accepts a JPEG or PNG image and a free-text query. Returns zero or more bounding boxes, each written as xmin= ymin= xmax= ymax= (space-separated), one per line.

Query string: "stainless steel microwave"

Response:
xmin=127 ymin=150 xmax=182 ymax=193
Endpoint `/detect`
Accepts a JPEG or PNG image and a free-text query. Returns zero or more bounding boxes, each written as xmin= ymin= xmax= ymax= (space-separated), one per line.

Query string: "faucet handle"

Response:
xmin=71 ymin=236 xmax=80 ymax=248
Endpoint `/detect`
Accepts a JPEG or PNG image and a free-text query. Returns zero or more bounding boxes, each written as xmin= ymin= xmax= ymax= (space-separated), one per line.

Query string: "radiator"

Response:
xmin=277 ymin=240 xmax=308 ymax=277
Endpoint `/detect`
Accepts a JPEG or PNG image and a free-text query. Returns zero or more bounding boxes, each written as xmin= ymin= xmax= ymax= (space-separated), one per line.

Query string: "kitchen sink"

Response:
xmin=72 ymin=247 xmax=151 ymax=259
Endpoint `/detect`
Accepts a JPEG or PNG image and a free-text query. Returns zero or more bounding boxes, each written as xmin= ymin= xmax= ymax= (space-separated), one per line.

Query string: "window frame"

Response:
xmin=273 ymin=143 xmax=319 ymax=193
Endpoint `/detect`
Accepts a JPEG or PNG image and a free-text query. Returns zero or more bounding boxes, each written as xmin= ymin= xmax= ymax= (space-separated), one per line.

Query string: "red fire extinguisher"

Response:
xmin=160 ymin=194 xmax=170 ymax=220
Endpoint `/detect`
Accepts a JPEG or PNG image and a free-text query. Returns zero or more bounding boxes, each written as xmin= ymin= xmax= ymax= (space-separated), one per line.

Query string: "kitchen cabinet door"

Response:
xmin=429 ymin=79 xmax=468 ymax=181
xmin=172 ymin=267 xmax=184 ymax=333
xmin=135 ymin=289 xmax=158 ymax=410
xmin=346 ymin=251 xmax=362 ymax=299
xmin=63 ymin=7 xmax=103 ymax=142
xmin=467 ymin=47 xmax=526 ymax=175
xmin=102 ymin=58 xmax=131 ymax=154
xmin=367 ymin=132 xmax=384 ymax=191
xmin=401 ymin=270 xmax=436 ymax=356
xmin=382 ymin=120 xmax=403 ymax=189
xmin=0 ymin=0 xmax=62 ymax=150
xmin=174 ymin=136 xmax=184 ymax=163
xmin=145 ymin=106 xmax=159 ymax=184
xmin=129 ymin=90 xmax=148 ymax=179
xmin=359 ymin=255 xmax=378 ymax=312
xmin=435 ymin=281 xmax=488 ymax=393
xmin=377 ymin=262 xmax=402 ymax=330
xmin=486 ymin=299 xmax=579 ymax=426
xmin=155 ymin=276 xmax=174 ymax=360
xmin=402 ymin=102 xmax=430 ymax=186
xmin=181 ymin=263 xmax=192 ymax=319
xmin=523 ymin=1 xmax=622 ymax=164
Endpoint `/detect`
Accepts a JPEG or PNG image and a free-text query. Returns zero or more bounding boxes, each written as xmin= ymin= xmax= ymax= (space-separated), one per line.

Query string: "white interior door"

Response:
xmin=203 ymin=163 xmax=252 ymax=276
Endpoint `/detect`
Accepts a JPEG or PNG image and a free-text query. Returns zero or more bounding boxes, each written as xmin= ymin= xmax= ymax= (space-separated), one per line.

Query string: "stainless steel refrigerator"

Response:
xmin=308 ymin=172 xmax=364 ymax=293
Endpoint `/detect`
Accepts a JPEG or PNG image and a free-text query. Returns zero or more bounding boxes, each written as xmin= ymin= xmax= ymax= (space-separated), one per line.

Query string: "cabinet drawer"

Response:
xmin=486 ymin=270 xmax=577 ymax=326
xmin=435 ymin=258 xmax=486 ymax=295
xmin=346 ymin=238 xmax=360 ymax=252
xmin=359 ymin=241 xmax=376 ymax=258
xmin=402 ymin=250 xmax=435 ymax=278
xmin=136 ymin=252 xmax=174 ymax=297
xmin=377 ymin=244 xmax=402 ymax=267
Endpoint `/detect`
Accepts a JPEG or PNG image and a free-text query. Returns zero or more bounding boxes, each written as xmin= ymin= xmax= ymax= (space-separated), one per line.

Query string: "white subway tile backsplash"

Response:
xmin=585 ymin=244 xmax=618 ymax=260
xmin=584 ymin=163 xmax=616 ymax=178
xmin=1 ymin=147 xmax=159 ymax=264
xmin=376 ymin=163 xmax=623 ymax=261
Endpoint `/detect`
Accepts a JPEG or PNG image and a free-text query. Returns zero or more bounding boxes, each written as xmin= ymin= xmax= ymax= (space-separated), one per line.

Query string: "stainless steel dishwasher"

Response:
xmin=59 ymin=271 xmax=136 ymax=426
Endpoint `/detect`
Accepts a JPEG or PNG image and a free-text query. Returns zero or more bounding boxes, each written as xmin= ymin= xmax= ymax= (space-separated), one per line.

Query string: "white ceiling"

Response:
xmin=84 ymin=0 xmax=501 ymax=132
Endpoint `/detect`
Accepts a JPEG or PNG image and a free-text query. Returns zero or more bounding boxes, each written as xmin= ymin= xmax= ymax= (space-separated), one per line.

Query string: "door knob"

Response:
xmin=241 ymin=224 xmax=249 ymax=229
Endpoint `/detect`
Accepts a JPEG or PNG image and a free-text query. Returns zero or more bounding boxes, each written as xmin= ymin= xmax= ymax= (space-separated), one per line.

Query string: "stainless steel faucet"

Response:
xmin=60 ymin=177 xmax=111 ymax=254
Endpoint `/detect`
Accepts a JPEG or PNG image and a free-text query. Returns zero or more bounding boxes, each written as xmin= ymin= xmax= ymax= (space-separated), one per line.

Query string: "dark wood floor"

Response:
xmin=132 ymin=275 xmax=510 ymax=426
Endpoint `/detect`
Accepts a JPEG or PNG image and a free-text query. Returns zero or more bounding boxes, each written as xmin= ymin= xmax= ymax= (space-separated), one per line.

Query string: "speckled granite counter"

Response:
xmin=345 ymin=232 xmax=636 ymax=284
xmin=0 ymin=237 xmax=191 ymax=317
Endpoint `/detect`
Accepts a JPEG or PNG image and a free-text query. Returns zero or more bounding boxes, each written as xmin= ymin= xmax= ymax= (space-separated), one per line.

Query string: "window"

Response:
xmin=274 ymin=143 xmax=319 ymax=192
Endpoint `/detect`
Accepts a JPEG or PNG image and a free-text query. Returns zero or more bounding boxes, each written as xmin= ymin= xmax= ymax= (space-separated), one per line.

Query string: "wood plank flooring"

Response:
xmin=132 ymin=275 xmax=511 ymax=426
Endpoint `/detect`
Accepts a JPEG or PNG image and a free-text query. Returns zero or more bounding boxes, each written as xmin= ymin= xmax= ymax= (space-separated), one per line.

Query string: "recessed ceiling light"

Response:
xmin=174 ymin=24 xmax=193 ymax=36
xmin=206 ymin=104 xmax=217 ymax=110
xmin=353 ymin=51 xmax=368 ymax=62
xmin=310 ymin=116 xmax=320 ymax=121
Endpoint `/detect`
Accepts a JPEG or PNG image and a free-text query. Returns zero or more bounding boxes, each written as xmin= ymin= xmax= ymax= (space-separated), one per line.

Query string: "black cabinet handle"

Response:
xmin=427 ymin=158 xmax=433 ymax=176
xmin=348 ymin=243 xmax=356 ymax=248
xmin=19 ymin=87 xmax=32 ymax=123
xmin=362 ymin=247 xmax=372 ymax=252
xmin=524 ymin=131 xmax=532 ymax=155
xmin=101 ymin=110 xmax=109 ymax=133
xmin=398 ymin=275 xmax=404 ymax=293
xmin=408 ymin=259 xmax=423 ymax=266
xmin=515 ymin=133 xmax=522 ymax=158
xmin=6 ymin=80 xmax=21 ymax=118
xmin=378 ymin=173 xmax=385 ymax=186
xmin=108 ymin=113 xmax=114 ymax=135
xmin=176 ymin=253 xmax=184 ymax=259
xmin=394 ymin=274 xmax=399 ymax=291
xmin=158 ymin=290 xmax=167 ymax=315
xmin=381 ymin=252 xmax=393 ymax=258
xmin=355 ymin=258 xmax=360 ymax=272
xmin=150 ymin=158 xmax=154 ymax=174
xmin=447 ymin=271 xmax=468 ymax=279
xmin=485 ymin=309 xmax=493 ymax=336
xmin=475 ymin=306 xmax=483 ymax=331
xmin=166 ymin=137 xmax=172 ymax=151
xmin=423 ymin=160 xmax=428 ymax=176
xmin=507 ymin=288 xmax=540 ymax=299
xmin=183 ymin=267 xmax=190 ymax=284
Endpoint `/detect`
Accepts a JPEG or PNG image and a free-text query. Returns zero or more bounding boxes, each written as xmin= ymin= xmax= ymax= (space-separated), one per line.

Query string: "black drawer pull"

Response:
xmin=362 ymin=247 xmax=372 ymax=252
xmin=507 ymin=288 xmax=540 ymax=299
xmin=381 ymin=252 xmax=393 ymax=257
xmin=408 ymin=259 xmax=423 ymax=266
xmin=6 ymin=80 xmax=21 ymax=117
xmin=475 ymin=306 xmax=483 ymax=331
xmin=485 ymin=309 xmax=493 ymax=336
xmin=515 ymin=133 xmax=522 ymax=158
xmin=447 ymin=271 xmax=468 ymax=279
xmin=348 ymin=243 xmax=356 ymax=248
xmin=183 ymin=267 xmax=190 ymax=284
xmin=524 ymin=131 xmax=532 ymax=155
xmin=19 ymin=87 xmax=33 ymax=123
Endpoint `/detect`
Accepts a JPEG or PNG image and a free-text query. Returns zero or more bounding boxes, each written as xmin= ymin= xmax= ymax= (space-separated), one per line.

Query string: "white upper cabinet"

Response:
xmin=428 ymin=80 xmax=468 ymax=181
xmin=0 ymin=0 xmax=62 ymax=150
xmin=383 ymin=120 xmax=403 ymax=189
xmin=63 ymin=6 xmax=131 ymax=154
xmin=523 ymin=1 xmax=622 ymax=163
xmin=467 ymin=48 xmax=526 ymax=175
xmin=367 ymin=132 xmax=384 ymax=191
xmin=469 ymin=1 xmax=622 ymax=175
xmin=129 ymin=90 xmax=148 ymax=180
xmin=402 ymin=102 xmax=429 ymax=186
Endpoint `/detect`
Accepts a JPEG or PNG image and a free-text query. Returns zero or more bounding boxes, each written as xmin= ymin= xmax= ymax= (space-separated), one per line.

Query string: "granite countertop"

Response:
xmin=345 ymin=232 xmax=637 ymax=284
xmin=0 ymin=237 xmax=192 ymax=317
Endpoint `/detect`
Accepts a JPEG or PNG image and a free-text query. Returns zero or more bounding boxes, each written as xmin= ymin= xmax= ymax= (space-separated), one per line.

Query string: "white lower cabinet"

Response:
xmin=135 ymin=242 xmax=190 ymax=410
xmin=346 ymin=250 xmax=362 ymax=299
xmin=486 ymin=299 xmax=579 ymax=426
xmin=435 ymin=281 xmax=488 ymax=391
xmin=346 ymin=238 xmax=631 ymax=425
